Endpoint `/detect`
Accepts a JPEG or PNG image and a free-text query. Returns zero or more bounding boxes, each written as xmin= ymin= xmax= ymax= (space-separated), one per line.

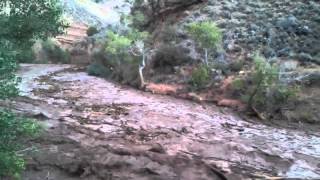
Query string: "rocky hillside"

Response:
xmin=136 ymin=0 xmax=320 ymax=63
xmin=61 ymin=0 xmax=131 ymax=27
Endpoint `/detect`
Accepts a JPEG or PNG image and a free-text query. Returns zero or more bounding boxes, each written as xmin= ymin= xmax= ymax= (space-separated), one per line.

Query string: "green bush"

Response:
xmin=0 ymin=110 xmax=41 ymax=178
xmin=42 ymin=40 xmax=70 ymax=64
xmin=230 ymin=60 xmax=244 ymax=72
xmin=231 ymin=78 xmax=246 ymax=91
xmin=87 ymin=62 xmax=111 ymax=77
xmin=0 ymin=46 xmax=20 ymax=99
xmin=16 ymin=48 xmax=36 ymax=63
xmin=87 ymin=26 xmax=99 ymax=36
xmin=247 ymin=54 xmax=279 ymax=107
xmin=190 ymin=65 xmax=210 ymax=88
xmin=152 ymin=44 xmax=192 ymax=70
xmin=231 ymin=54 xmax=299 ymax=118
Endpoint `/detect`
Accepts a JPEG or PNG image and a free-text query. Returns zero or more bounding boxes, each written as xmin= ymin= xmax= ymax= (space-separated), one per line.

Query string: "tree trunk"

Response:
xmin=204 ymin=48 xmax=208 ymax=66
xmin=248 ymin=76 xmax=263 ymax=109
xmin=139 ymin=52 xmax=146 ymax=88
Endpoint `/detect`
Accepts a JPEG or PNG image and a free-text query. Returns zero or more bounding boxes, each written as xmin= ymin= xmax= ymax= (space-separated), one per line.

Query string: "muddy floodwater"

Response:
xmin=2 ymin=64 xmax=319 ymax=180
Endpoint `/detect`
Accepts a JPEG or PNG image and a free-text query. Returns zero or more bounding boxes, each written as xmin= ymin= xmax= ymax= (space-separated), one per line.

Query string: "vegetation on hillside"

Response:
xmin=232 ymin=54 xmax=299 ymax=119
xmin=87 ymin=26 xmax=99 ymax=36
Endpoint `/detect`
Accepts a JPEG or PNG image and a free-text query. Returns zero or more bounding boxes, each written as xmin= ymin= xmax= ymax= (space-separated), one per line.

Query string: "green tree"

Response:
xmin=104 ymin=19 xmax=149 ymax=87
xmin=0 ymin=0 xmax=67 ymax=61
xmin=106 ymin=30 xmax=132 ymax=55
xmin=247 ymin=54 xmax=279 ymax=108
xmin=232 ymin=54 xmax=299 ymax=119
xmin=186 ymin=21 xmax=222 ymax=66
xmin=0 ymin=0 xmax=66 ymax=178
xmin=104 ymin=29 xmax=149 ymax=87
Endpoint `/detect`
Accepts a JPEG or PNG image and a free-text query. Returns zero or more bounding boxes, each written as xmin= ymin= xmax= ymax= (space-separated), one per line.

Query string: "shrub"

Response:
xmin=0 ymin=110 xmax=41 ymax=178
xmin=158 ymin=25 xmax=178 ymax=43
xmin=0 ymin=46 xmax=20 ymax=99
xmin=16 ymin=48 xmax=36 ymax=63
xmin=231 ymin=54 xmax=299 ymax=118
xmin=87 ymin=62 xmax=111 ymax=77
xmin=231 ymin=78 xmax=246 ymax=91
xmin=152 ymin=44 xmax=192 ymax=70
xmin=132 ymin=11 xmax=146 ymax=28
xmin=230 ymin=60 xmax=244 ymax=72
xmin=246 ymin=54 xmax=279 ymax=107
xmin=87 ymin=26 xmax=99 ymax=36
xmin=42 ymin=40 xmax=70 ymax=64
xmin=190 ymin=65 xmax=210 ymax=88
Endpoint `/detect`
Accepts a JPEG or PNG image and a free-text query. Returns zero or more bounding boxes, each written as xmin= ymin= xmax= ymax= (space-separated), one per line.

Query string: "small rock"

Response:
xmin=187 ymin=92 xmax=203 ymax=102
xmin=280 ymin=60 xmax=299 ymax=71
xmin=149 ymin=143 xmax=166 ymax=154
xmin=277 ymin=15 xmax=299 ymax=30
xmin=262 ymin=47 xmax=276 ymax=58
xmin=298 ymin=53 xmax=313 ymax=63
xmin=277 ymin=47 xmax=292 ymax=57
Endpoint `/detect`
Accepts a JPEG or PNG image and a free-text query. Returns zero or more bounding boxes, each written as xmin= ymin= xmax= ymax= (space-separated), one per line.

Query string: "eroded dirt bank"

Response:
xmin=2 ymin=64 xmax=320 ymax=180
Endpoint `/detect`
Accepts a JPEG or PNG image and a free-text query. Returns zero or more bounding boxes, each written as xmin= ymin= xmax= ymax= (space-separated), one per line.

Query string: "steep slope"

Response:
xmin=61 ymin=0 xmax=131 ymax=27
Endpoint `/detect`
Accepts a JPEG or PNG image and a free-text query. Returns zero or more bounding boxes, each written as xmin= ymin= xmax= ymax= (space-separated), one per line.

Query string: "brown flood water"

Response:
xmin=2 ymin=64 xmax=319 ymax=180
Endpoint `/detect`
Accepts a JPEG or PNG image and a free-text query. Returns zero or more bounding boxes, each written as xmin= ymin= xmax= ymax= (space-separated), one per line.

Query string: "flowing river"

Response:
xmin=1 ymin=64 xmax=318 ymax=180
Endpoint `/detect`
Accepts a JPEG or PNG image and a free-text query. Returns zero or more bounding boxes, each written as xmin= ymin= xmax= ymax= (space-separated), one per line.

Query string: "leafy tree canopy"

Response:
xmin=106 ymin=30 xmax=132 ymax=54
xmin=0 ymin=0 xmax=67 ymax=47
xmin=187 ymin=21 xmax=222 ymax=49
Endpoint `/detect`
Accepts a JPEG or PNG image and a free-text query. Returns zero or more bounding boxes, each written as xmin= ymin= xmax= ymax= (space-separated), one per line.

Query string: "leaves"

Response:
xmin=106 ymin=30 xmax=132 ymax=54
xmin=0 ymin=0 xmax=67 ymax=46
xmin=0 ymin=110 xmax=42 ymax=177
xmin=0 ymin=43 xmax=19 ymax=99
xmin=191 ymin=65 xmax=210 ymax=88
xmin=186 ymin=21 xmax=222 ymax=49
